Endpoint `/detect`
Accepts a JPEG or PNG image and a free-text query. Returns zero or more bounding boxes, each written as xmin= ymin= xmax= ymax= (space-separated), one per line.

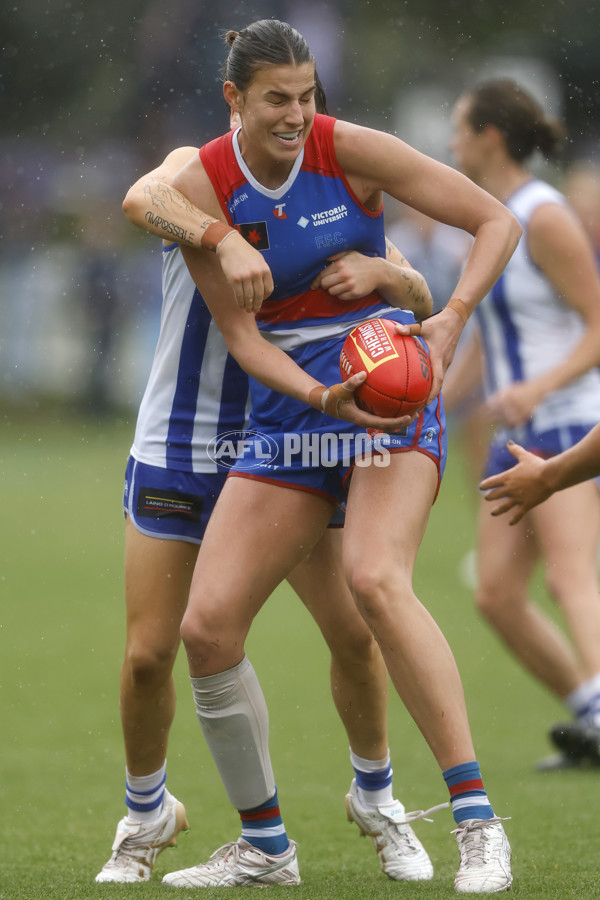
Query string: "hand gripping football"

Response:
xmin=339 ymin=317 xmax=432 ymax=417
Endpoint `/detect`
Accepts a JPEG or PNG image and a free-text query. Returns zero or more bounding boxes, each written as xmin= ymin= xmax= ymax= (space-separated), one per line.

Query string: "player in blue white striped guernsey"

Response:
xmin=448 ymin=78 xmax=600 ymax=777
xmin=96 ymin=153 xmax=437 ymax=883
xmin=152 ymin=20 xmax=519 ymax=893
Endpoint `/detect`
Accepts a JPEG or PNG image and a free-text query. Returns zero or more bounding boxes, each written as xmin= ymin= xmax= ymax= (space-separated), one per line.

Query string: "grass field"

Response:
xmin=2 ymin=408 xmax=599 ymax=899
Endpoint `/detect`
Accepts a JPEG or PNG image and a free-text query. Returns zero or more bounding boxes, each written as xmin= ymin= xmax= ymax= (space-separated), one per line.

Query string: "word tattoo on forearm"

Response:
xmin=144 ymin=211 xmax=195 ymax=244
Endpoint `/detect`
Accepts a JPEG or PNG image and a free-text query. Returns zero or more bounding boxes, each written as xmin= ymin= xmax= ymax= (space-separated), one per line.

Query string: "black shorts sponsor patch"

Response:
xmin=136 ymin=487 xmax=203 ymax=523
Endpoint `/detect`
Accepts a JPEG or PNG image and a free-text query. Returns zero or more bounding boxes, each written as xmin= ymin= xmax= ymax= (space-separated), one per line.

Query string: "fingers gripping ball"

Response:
xmin=339 ymin=318 xmax=432 ymax=417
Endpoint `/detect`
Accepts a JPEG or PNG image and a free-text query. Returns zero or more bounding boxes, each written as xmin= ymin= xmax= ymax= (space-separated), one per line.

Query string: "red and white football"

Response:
xmin=339 ymin=317 xmax=432 ymax=417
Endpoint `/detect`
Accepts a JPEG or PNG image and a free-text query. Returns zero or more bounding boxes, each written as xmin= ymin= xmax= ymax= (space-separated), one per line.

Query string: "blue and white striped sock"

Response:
xmin=443 ymin=761 xmax=494 ymax=824
xmin=125 ymin=762 xmax=166 ymax=823
xmin=239 ymin=788 xmax=289 ymax=856
xmin=350 ymin=748 xmax=394 ymax=809
xmin=566 ymin=673 xmax=600 ymax=727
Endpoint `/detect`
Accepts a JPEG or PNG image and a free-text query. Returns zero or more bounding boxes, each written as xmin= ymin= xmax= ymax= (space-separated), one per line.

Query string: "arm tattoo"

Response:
xmin=144 ymin=211 xmax=195 ymax=245
xmin=385 ymin=237 xmax=409 ymax=268
xmin=400 ymin=268 xmax=429 ymax=311
xmin=141 ymin=182 xmax=201 ymax=246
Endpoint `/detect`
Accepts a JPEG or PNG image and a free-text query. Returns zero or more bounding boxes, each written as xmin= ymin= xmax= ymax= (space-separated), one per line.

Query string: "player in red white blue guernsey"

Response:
xmin=121 ymin=21 xmax=520 ymax=893
xmin=96 ymin=134 xmax=438 ymax=883
xmin=197 ymin=111 xmax=447 ymax=498
xmin=448 ymin=78 xmax=600 ymax=774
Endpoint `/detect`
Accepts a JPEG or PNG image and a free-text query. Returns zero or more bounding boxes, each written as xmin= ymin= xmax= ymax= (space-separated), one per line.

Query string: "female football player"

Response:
xmin=125 ymin=20 xmax=520 ymax=893
xmin=447 ymin=78 xmax=600 ymax=771
xmin=96 ymin=144 xmax=437 ymax=884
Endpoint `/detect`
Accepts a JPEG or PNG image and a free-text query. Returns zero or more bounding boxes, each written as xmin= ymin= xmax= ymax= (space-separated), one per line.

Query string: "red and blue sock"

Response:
xmin=239 ymin=788 xmax=289 ymax=856
xmin=443 ymin=761 xmax=494 ymax=824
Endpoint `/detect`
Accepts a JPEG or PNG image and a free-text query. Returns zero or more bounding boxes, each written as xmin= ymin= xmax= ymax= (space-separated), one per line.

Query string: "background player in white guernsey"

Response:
xmin=95 ymin=117 xmax=438 ymax=882
xmin=139 ymin=19 xmax=520 ymax=894
xmin=447 ymin=78 xmax=600 ymax=771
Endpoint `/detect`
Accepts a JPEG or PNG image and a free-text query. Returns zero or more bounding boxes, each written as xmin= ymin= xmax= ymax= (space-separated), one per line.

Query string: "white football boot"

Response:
xmin=453 ymin=817 xmax=513 ymax=893
xmin=345 ymin=778 xmax=437 ymax=881
xmin=95 ymin=790 xmax=189 ymax=883
xmin=162 ymin=838 xmax=300 ymax=887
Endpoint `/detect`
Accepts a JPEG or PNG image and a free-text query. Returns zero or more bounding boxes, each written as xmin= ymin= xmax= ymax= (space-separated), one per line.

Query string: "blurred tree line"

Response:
xmin=1 ymin=0 xmax=598 ymax=412
xmin=3 ymin=0 xmax=599 ymax=154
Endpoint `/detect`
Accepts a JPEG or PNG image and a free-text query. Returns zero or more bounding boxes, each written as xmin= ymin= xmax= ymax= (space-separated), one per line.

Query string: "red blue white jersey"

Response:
xmin=475 ymin=179 xmax=600 ymax=431
xmin=200 ymin=114 xmax=417 ymax=425
xmin=130 ymin=242 xmax=250 ymax=472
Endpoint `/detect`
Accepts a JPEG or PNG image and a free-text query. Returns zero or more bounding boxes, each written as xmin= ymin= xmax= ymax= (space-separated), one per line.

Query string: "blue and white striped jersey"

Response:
xmin=476 ymin=178 xmax=600 ymax=432
xmin=130 ymin=242 xmax=250 ymax=472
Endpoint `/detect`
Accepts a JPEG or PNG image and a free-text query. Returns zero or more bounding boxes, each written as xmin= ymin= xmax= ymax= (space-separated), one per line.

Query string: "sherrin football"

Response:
xmin=339 ymin=317 xmax=432 ymax=417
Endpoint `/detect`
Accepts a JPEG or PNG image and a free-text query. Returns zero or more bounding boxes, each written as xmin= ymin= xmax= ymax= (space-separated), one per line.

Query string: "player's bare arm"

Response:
xmin=330 ymin=119 xmax=521 ymax=402
xmin=309 ymin=239 xmax=433 ymax=319
xmin=481 ymin=423 xmax=600 ymax=524
xmin=482 ymin=203 xmax=600 ymax=428
xmin=123 ymin=147 xmax=207 ymax=248
xmin=179 ymin=242 xmax=412 ymax=433
xmin=123 ymin=147 xmax=274 ymax=307
xmin=526 ymin=201 xmax=600 ymax=390
xmin=385 ymin=237 xmax=433 ymax=318
xmin=171 ymin=154 xmax=274 ymax=310
xmin=141 ymin=181 xmax=213 ymax=247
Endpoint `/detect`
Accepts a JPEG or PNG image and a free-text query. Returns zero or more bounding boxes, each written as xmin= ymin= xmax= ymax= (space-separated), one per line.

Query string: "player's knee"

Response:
xmin=475 ymin=581 xmax=510 ymax=625
xmin=346 ymin=561 xmax=411 ymax=621
xmin=543 ymin=564 xmax=581 ymax=603
xmin=124 ymin=639 xmax=178 ymax=687
xmin=180 ymin=608 xmax=226 ymax=666
xmin=329 ymin=619 xmax=378 ymax=667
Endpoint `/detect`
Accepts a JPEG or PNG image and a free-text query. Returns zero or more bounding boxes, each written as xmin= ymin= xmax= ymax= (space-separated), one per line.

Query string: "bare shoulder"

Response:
xmin=332 ymin=118 xmax=435 ymax=204
xmin=162 ymin=146 xmax=199 ymax=172
xmin=171 ymin=148 xmax=223 ymax=218
xmin=143 ymin=146 xmax=199 ymax=183
xmin=528 ymin=199 xmax=590 ymax=261
xmin=333 ymin=119 xmax=405 ymax=168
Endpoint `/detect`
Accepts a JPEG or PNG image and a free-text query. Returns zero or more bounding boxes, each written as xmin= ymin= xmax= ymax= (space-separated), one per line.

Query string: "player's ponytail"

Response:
xmin=464 ymin=78 xmax=565 ymax=162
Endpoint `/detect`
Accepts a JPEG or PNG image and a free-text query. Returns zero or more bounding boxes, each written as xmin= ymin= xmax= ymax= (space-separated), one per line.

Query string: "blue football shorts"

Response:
xmin=485 ymin=422 xmax=600 ymax=490
xmin=123 ymin=456 xmax=227 ymax=544
xmin=123 ymin=455 xmax=345 ymax=542
xmin=232 ymin=315 xmax=447 ymax=508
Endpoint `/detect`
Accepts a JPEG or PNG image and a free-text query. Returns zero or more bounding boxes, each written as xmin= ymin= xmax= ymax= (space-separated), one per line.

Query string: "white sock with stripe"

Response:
xmin=125 ymin=761 xmax=167 ymax=822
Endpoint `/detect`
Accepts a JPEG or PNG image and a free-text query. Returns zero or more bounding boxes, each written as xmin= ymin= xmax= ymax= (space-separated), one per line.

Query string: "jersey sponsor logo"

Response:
xmin=311 ymin=204 xmax=348 ymax=226
xmin=273 ymin=203 xmax=287 ymax=219
xmin=228 ymin=192 xmax=249 ymax=215
xmin=136 ymin=487 xmax=203 ymax=522
xmin=238 ymin=221 xmax=270 ymax=250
